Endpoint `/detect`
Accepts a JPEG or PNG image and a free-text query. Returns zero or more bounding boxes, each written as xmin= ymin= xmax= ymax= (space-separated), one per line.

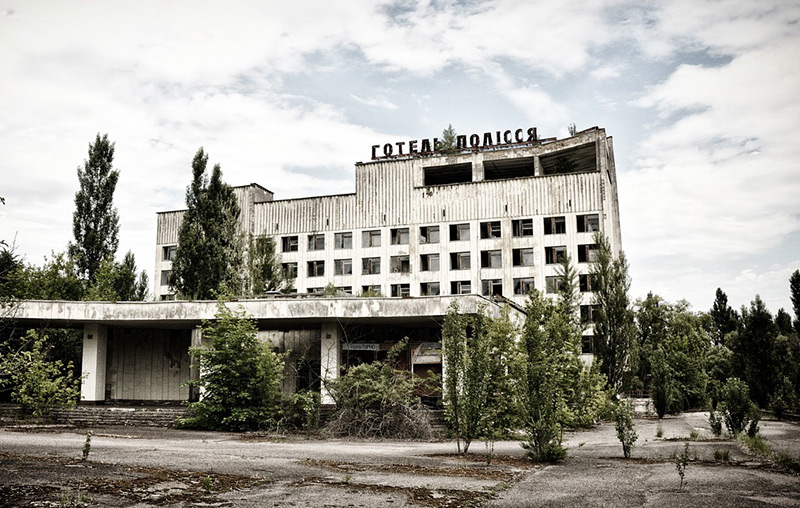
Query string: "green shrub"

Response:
xmin=739 ymin=434 xmax=771 ymax=456
xmin=281 ymin=390 xmax=320 ymax=435
xmin=719 ymin=378 xmax=759 ymax=437
xmin=713 ymin=449 xmax=730 ymax=461
xmin=614 ymin=402 xmax=638 ymax=458
xmin=708 ymin=410 xmax=723 ymax=437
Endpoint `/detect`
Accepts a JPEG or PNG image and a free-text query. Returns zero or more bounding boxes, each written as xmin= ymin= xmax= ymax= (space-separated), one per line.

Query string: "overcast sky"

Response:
xmin=1 ymin=1 xmax=798 ymax=314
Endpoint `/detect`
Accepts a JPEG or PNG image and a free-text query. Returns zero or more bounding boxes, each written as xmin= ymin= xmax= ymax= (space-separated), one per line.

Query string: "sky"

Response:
xmin=1 ymin=0 xmax=798 ymax=315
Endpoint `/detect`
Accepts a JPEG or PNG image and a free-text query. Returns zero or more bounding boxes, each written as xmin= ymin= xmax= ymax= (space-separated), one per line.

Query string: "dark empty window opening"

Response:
xmin=578 ymin=244 xmax=599 ymax=263
xmin=391 ymin=284 xmax=411 ymax=297
xmin=390 ymin=255 xmax=410 ymax=273
xmin=577 ymin=214 xmax=600 ymax=233
xmin=512 ymin=248 xmax=534 ymax=267
xmin=450 ymin=252 xmax=471 ymax=270
xmin=449 ymin=223 xmax=470 ymax=241
xmin=451 ymin=280 xmax=471 ymax=294
xmin=545 ymin=246 xmax=567 ymax=264
xmin=480 ymin=221 xmax=501 ymax=239
xmin=540 ymin=142 xmax=598 ymax=175
xmin=514 ymin=277 xmax=535 ymax=296
xmin=483 ymin=156 xmax=535 ymax=180
xmin=421 ymin=282 xmax=440 ymax=296
xmin=481 ymin=279 xmax=502 ymax=297
xmin=481 ymin=250 xmax=502 ymax=268
xmin=424 ymin=163 xmax=472 ymax=186
xmin=544 ymin=216 xmax=566 ymax=234
xmin=512 ymin=219 xmax=533 ymax=237
xmin=579 ymin=273 xmax=598 ymax=292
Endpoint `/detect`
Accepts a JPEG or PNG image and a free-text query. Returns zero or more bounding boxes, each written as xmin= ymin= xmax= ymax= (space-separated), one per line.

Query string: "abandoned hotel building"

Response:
xmin=17 ymin=126 xmax=622 ymax=405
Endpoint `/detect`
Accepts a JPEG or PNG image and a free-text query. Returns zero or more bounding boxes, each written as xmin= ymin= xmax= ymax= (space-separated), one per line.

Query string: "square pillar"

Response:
xmin=81 ymin=324 xmax=108 ymax=403
xmin=320 ymin=323 xmax=340 ymax=405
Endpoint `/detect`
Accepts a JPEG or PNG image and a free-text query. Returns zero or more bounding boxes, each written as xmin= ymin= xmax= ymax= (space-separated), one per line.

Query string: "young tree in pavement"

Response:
xmin=169 ymin=148 xmax=243 ymax=299
xmin=69 ymin=133 xmax=120 ymax=285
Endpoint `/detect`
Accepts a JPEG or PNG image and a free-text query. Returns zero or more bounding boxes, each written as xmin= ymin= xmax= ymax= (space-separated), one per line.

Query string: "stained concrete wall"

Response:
xmin=106 ymin=328 xmax=191 ymax=401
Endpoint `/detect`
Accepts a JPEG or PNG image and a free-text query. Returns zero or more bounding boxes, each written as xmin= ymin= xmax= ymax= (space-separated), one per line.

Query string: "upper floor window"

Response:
xmin=581 ymin=304 xmax=600 ymax=324
xmin=512 ymin=248 xmax=534 ymax=267
xmin=420 ymin=225 xmax=440 ymax=244
xmin=334 ymin=232 xmax=353 ymax=249
xmin=513 ymin=277 xmax=535 ymax=295
xmin=577 ymin=244 xmax=599 ymax=263
xmin=481 ymin=250 xmax=502 ymax=268
xmin=545 ymin=276 xmax=565 ymax=294
xmin=282 ymin=262 xmax=298 ymax=278
xmin=307 ymin=260 xmax=325 ymax=277
xmin=545 ymin=246 xmax=567 ymax=264
xmin=334 ymin=258 xmax=352 ymax=276
xmin=449 ymin=223 xmax=470 ymax=242
xmin=579 ymin=273 xmax=598 ymax=292
xmin=391 ymin=228 xmax=409 ymax=245
xmin=390 ymin=255 xmax=411 ymax=273
xmin=451 ymin=280 xmax=472 ymax=295
xmin=282 ymin=236 xmax=298 ymax=252
xmin=450 ymin=252 xmax=471 ymax=270
xmin=577 ymin=214 xmax=600 ymax=233
xmin=160 ymin=270 xmax=172 ymax=286
xmin=362 ymin=230 xmax=381 ymax=248
xmin=480 ymin=221 xmax=501 ymax=239
xmin=391 ymin=283 xmax=411 ymax=297
xmin=361 ymin=284 xmax=382 ymax=296
xmin=512 ymin=219 xmax=533 ymax=237
xmin=420 ymin=253 xmax=440 ymax=271
xmin=362 ymin=257 xmax=381 ymax=275
xmin=308 ymin=234 xmax=325 ymax=251
xmin=481 ymin=279 xmax=502 ymax=297
xmin=421 ymin=282 xmax=440 ymax=296
xmin=162 ymin=245 xmax=177 ymax=261
xmin=543 ymin=216 xmax=566 ymax=235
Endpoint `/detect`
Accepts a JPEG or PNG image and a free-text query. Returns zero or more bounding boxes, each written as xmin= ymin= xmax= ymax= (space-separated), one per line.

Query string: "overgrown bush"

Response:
xmin=708 ymin=410 xmax=723 ymax=437
xmin=614 ymin=401 xmax=638 ymax=458
xmin=324 ymin=338 xmax=434 ymax=439
xmin=0 ymin=330 xmax=82 ymax=418
xmin=280 ymin=390 xmax=320 ymax=435
xmin=719 ymin=377 xmax=759 ymax=437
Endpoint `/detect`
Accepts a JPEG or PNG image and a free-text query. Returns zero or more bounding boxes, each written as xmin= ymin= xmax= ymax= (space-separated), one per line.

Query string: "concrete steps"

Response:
xmin=0 ymin=404 xmax=189 ymax=428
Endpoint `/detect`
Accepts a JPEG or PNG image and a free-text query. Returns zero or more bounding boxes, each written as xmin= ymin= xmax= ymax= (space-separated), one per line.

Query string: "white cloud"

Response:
xmin=349 ymin=94 xmax=399 ymax=110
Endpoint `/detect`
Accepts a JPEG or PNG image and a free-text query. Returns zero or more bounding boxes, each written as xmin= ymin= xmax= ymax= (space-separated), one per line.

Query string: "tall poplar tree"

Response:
xmin=169 ymin=148 xmax=242 ymax=300
xmin=69 ymin=134 xmax=119 ymax=284
xmin=790 ymin=270 xmax=800 ymax=339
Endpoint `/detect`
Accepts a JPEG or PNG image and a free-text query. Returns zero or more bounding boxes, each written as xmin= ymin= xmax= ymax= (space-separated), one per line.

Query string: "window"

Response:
xmin=308 ymin=234 xmax=325 ymax=251
xmin=361 ymin=285 xmax=382 ymax=296
xmin=307 ymin=260 xmax=324 ymax=277
xmin=450 ymin=252 xmax=470 ymax=270
xmin=450 ymin=280 xmax=471 ymax=294
xmin=420 ymin=253 xmax=440 ymax=271
xmin=543 ymin=216 xmax=566 ymax=235
xmin=362 ymin=230 xmax=381 ymax=248
xmin=390 ymin=255 xmax=410 ymax=273
xmin=420 ymin=225 xmax=440 ymax=244
xmin=282 ymin=236 xmax=298 ymax=252
xmin=481 ymin=250 xmax=502 ymax=268
xmin=480 ymin=221 xmax=501 ymax=239
xmin=334 ymin=232 xmax=352 ymax=249
xmin=282 ymin=262 xmax=298 ymax=278
xmin=545 ymin=246 xmax=566 ymax=264
xmin=162 ymin=245 xmax=177 ymax=261
xmin=579 ymin=273 xmax=598 ymax=292
xmin=391 ymin=283 xmax=410 ymax=297
xmin=512 ymin=219 xmax=534 ymax=237
xmin=582 ymin=335 xmax=594 ymax=354
xmin=578 ymin=244 xmax=599 ymax=263
xmin=362 ymin=257 xmax=381 ymax=275
xmin=160 ymin=270 xmax=172 ymax=286
xmin=420 ymin=282 xmax=440 ymax=296
xmin=577 ymin=214 xmax=600 ymax=233
xmin=391 ymin=228 xmax=409 ymax=245
xmin=307 ymin=287 xmax=324 ymax=294
xmin=482 ymin=279 xmax=502 ymax=296
xmin=160 ymin=294 xmax=176 ymax=301
xmin=512 ymin=248 xmax=535 ymax=267
xmin=581 ymin=305 xmax=600 ymax=324
xmin=334 ymin=258 xmax=352 ymax=275
xmin=513 ymin=277 xmax=535 ymax=295
xmin=336 ymin=286 xmax=353 ymax=295
xmin=449 ymin=223 xmax=470 ymax=241
xmin=545 ymin=276 xmax=565 ymax=294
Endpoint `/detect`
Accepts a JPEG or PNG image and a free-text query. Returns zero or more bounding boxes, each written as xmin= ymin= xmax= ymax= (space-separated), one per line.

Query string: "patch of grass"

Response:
xmin=81 ymin=430 xmax=92 ymax=462
xmin=656 ymin=421 xmax=663 ymax=438
xmin=739 ymin=434 xmax=771 ymax=457
xmin=774 ymin=452 xmax=800 ymax=474
xmin=60 ymin=486 xmax=90 ymax=507
xmin=689 ymin=430 xmax=700 ymax=440
xmin=201 ymin=475 xmax=213 ymax=493
xmin=713 ymin=449 xmax=730 ymax=461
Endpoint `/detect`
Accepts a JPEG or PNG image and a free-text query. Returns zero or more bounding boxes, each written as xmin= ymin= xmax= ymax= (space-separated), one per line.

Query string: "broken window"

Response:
xmin=336 ymin=286 xmax=353 ymax=295
xmin=334 ymin=258 xmax=352 ymax=276
xmin=160 ymin=270 xmax=172 ymax=286
xmin=577 ymin=214 xmax=600 ymax=233
xmin=424 ymin=162 xmax=472 ymax=186
xmin=450 ymin=280 xmax=472 ymax=294
xmin=545 ymin=246 xmax=567 ymax=264
xmin=420 ymin=253 xmax=440 ymax=272
xmin=307 ymin=234 xmax=325 ymax=251
xmin=362 ymin=257 xmax=381 ymax=275
xmin=281 ymin=236 xmax=298 ymax=252
xmin=390 ymin=255 xmax=410 ymax=273
xmin=512 ymin=219 xmax=533 ymax=237
xmin=480 ymin=250 xmax=502 ymax=268
xmin=450 ymin=252 xmax=470 ymax=270
xmin=420 ymin=282 xmax=440 ymax=296
xmin=391 ymin=228 xmax=409 ymax=245
xmin=581 ymin=335 xmax=594 ymax=354
xmin=581 ymin=304 xmax=600 ymax=324
xmin=420 ymin=225 xmax=440 ymax=244
xmin=483 ymin=156 xmax=535 ymax=180
xmin=579 ymin=273 xmax=598 ymax=292
xmin=543 ymin=216 xmax=566 ymax=235
xmin=307 ymin=260 xmax=325 ymax=277
xmin=545 ymin=276 xmax=565 ymax=294
xmin=512 ymin=248 xmax=535 ymax=267
xmin=162 ymin=245 xmax=177 ymax=261
xmin=362 ymin=230 xmax=381 ymax=248
xmin=577 ymin=244 xmax=599 ymax=263
xmin=282 ymin=262 xmax=298 ymax=278
xmin=361 ymin=285 xmax=382 ymax=296
xmin=480 ymin=221 xmax=501 ymax=239
xmin=481 ymin=279 xmax=502 ymax=297
xmin=449 ymin=223 xmax=470 ymax=241
xmin=540 ymin=142 xmax=598 ymax=175
xmin=513 ymin=277 xmax=535 ymax=295
xmin=391 ymin=284 xmax=411 ymax=297
xmin=334 ymin=232 xmax=353 ymax=249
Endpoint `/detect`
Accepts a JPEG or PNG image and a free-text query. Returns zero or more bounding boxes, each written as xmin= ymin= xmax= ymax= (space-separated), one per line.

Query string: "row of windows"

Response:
xmin=278 ymin=214 xmax=600 ymax=253
xmin=283 ymin=244 xmax=598 ymax=278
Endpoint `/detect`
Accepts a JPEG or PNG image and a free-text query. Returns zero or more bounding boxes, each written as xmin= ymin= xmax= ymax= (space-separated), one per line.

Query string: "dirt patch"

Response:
xmin=425 ymin=453 xmax=541 ymax=469
xmin=303 ymin=458 xmax=524 ymax=482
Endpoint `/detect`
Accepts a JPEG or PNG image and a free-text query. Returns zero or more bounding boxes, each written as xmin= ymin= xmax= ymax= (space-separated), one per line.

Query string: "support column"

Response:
xmin=81 ymin=324 xmax=108 ymax=403
xmin=320 ymin=323 xmax=340 ymax=405
xmin=189 ymin=327 xmax=202 ymax=402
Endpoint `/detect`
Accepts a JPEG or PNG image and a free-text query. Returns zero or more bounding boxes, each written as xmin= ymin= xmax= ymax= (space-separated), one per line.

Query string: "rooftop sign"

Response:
xmin=371 ymin=127 xmax=537 ymax=160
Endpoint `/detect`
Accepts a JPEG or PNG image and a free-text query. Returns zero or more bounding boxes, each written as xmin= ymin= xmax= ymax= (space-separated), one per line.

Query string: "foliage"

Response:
xmin=82 ymin=430 xmax=92 ymax=461
xmin=708 ymin=409 xmax=723 ymax=437
xmin=614 ymin=401 xmax=638 ymax=458
xmin=438 ymin=124 xmax=458 ymax=154
xmin=713 ymin=449 xmax=730 ymax=461
xmin=728 ymin=296 xmax=777 ymax=408
xmin=243 ymin=235 xmax=293 ymax=296
xmin=675 ymin=442 xmax=690 ymax=491
xmin=69 ymin=133 xmax=120 ymax=284
xmin=84 ymin=251 xmax=148 ymax=301
xmin=591 ymin=232 xmax=636 ymax=393
xmin=170 ymin=148 xmax=243 ymax=300
xmin=324 ymin=338 xmax=433 ymax=439
xmin=709 ymin=288 xmax=738 ymax=346
xmin=718 ymin=377 xmax=759 ymax=436
xmin=180 ymin=301 xmax=285 ymax=431
xmin=23 ymin=251 xmax=85 ymax=301
xmin=649 ymin=347 xmax=674 ymax=419
xmin=441 ymin=302 xmax=491 ymax=453
xmin=280 ymin=390 xmax=320 ymax=436
xmin=0 ymin=330 xmax=82 ymax=418
xmin=706 ymin=344 xmax=732 ymax=409
xmin=482 ymin=305 xmax=519 ymax=462
xmin=791 ymin=270 xmax=800 ymax=339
